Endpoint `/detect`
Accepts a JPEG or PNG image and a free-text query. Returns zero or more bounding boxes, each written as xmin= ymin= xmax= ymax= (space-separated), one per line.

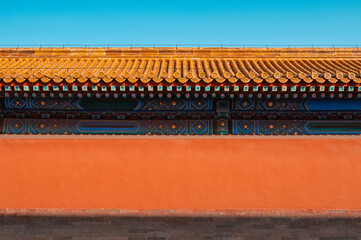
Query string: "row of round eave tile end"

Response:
xmin=0 ymin=72 xmax=360 ymax=84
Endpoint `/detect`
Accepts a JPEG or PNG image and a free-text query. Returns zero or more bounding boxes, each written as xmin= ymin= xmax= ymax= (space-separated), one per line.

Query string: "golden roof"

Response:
xmin=0 ymin=47 xmax=361 ymax=84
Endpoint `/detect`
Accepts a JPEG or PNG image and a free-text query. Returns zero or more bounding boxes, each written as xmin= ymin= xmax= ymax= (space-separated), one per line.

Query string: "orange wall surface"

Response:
xmin=0 ymin=138 xmax=360 ymax=210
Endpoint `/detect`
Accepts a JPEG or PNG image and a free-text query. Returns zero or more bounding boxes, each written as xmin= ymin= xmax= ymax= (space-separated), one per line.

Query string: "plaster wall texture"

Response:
xmin=0 ymin=138 xmax=360 ymax=211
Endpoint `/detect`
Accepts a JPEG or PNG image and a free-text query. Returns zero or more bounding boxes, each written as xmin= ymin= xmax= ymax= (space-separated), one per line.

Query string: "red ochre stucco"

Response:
xmin=0 ymin=138 xmax=360 ymax=210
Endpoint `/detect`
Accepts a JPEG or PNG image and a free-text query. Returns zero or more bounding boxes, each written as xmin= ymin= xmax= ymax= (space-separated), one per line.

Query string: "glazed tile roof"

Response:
xmin=0 ymin=48 xmax=361 ymax=84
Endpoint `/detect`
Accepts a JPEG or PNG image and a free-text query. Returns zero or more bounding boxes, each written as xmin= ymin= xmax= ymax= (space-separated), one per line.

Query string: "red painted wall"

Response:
xmin=0 ymin=138 xmax=360 ymax=210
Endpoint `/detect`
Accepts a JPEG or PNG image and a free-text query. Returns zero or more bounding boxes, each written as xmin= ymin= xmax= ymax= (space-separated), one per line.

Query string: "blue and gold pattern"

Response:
xmin=233 ymin=120 xmax=255 ymax=135
xmin=259 ymin=120 xmax=304 ymax=135
xmin=6 ymin=119 xmax=27 ymax=134
xmin=5 ymin=97 xmax=361 ymax=112
xmin=257 ymin=99 xmax=306 ymax=111
xmin=3 ymin=119 xmax=212 ymax=135
xmin=3 ymin=96 xmax=361 ymax=135
xmin=3 ymin=118 xmax=361 ymax=135
xmin=138 ymin=99 xmax=186 ymax=111
xmin=5 ymin=97 xmax=82 ymax=110
xmin=232 ymin=120 xmax=361 ymax=135
xmin=29 ymin=119 xmax=75 ymax=135
xmin=189 ymin=120 xmax=212 ymax=135
xmin=216 ymin=119 xmax=229 ymax=135
xmin=4 ymin=97 xmax=213 ymax=111
xmin=190 ymin=98 xmax=212 ymax=110
xmin=234 ymin=99 xmax=255 ymax=111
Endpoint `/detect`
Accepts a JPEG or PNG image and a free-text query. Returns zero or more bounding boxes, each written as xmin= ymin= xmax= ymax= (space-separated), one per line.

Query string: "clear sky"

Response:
xmin=0 ymin=0 xmax=360 ymax=46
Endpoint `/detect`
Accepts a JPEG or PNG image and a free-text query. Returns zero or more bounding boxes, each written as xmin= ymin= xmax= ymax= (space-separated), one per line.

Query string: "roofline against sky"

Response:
xmin=1 ymin=47 xmax=361 ymax=59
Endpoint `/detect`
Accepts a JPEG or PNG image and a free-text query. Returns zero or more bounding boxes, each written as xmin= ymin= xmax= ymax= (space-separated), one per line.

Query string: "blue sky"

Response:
xmin=0 ymin=0 xmax=360 ymax=46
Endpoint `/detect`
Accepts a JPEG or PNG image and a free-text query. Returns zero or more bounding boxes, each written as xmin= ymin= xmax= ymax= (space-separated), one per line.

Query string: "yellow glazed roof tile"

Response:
xmin=0 ymin=47 xmax=361 ymax=84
